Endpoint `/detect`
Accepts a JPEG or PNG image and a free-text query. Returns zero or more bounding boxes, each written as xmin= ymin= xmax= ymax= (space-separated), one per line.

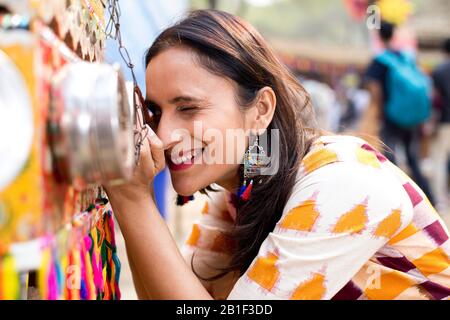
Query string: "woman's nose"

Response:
xmin=156 ymin=114 xmax=186 ymax=150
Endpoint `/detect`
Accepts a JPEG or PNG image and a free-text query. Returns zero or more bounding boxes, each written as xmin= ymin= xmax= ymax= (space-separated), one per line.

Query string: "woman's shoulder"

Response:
xmin=299 ymin=134 xmax=388 ymax=177
xmin=283 ymin=134 xmax=414 ymax=234
xmin=296 ymin=135 xmax=404 ymax=198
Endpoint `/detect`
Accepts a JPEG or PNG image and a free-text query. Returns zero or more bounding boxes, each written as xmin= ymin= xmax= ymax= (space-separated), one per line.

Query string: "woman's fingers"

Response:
xmin=146 ymin=126 xmax=166 ymax=173
xmin=106 ymin=126 xmax=164 ymax=197
xmin=136 ymin=135 xmax=154 ymax=178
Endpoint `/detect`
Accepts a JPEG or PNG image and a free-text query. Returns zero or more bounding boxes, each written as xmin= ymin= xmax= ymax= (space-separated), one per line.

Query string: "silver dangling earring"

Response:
xmin=237 ymin=134 xmax=269 ymax=201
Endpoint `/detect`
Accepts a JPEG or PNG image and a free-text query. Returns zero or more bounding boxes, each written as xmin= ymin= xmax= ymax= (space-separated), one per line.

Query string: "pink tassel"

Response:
xmin=107 ymin=214 xmax=116 ymax=247
xmin=47 ymin=258 xmax=58 ymax=300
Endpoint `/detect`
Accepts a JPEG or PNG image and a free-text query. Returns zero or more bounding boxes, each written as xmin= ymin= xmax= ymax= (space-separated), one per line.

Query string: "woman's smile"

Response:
xmin=166 ymin=147 xmax=205 ymax=171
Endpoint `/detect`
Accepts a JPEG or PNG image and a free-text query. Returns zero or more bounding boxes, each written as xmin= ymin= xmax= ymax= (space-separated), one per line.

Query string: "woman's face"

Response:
xmin=145 ymin=46 xmax=252 ymax=195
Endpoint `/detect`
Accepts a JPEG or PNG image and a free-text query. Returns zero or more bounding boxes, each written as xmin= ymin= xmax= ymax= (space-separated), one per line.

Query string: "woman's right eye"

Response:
xmin=145 ymin=102 xmax=161 ymax=116
xmin=144 ymin=102 xmax=161 ymax=128
xmin=151 ymin=108 xmax=162 ymax=117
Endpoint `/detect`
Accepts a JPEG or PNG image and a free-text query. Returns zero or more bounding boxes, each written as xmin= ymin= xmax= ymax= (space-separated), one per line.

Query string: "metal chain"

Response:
xmin=102 ymin=0 xmax=150 ymax=165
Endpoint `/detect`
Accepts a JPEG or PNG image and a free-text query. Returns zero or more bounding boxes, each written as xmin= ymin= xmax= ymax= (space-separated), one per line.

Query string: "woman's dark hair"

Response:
xmin=145 ymin=10 xmax=319 ymax=277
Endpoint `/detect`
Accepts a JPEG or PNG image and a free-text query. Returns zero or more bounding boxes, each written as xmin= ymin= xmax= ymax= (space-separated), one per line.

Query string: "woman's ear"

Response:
xmin=253 ymin=86 xmax=276 ymax=134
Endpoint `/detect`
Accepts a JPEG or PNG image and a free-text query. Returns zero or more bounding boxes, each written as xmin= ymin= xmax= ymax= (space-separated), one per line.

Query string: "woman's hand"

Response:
xmin=101 ymin=126 xmax=212 ymax=300
xmin=104 ymin=125 xmax=166 ymax=201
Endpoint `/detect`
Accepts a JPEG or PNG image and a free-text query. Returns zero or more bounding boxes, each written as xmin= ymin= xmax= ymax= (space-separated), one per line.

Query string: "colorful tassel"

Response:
xmin=83 ymin=236 xmax=96 ymax=300
xmin=90 ymin=227 xmax=103 ymax=298
xmin=240 ymin=180 xmax=253 ymax=201
xmin=47 ymin=256 xmax=58 ymax=300
xmin=0 ymin=194 xmax=121 ymax=301
xmin=60 ymin=251 xmax=69 ymax=300
xmin=1 ymin=255 xmax=20 ymax=300
xmin=237 ymin=181 xmax=247 ymax=198
xmin=102 ymin=210 xmax=121 ymax=300
xmin=38 ymin=248 xmax=51 ymax=300
xmin=0 ymin=258 xmax=3 ymax=300
xmin=55 ymin=257 xmax=63 ymax=299
xmin=176 ymin=194 xmax=194 ymax=206
xmin=79 ymin=242 xmax=88 ymax=300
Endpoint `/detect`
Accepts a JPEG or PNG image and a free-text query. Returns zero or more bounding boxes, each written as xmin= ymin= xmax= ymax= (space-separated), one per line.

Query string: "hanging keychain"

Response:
xmin=104 ymin=0 xmax=153 ymax=166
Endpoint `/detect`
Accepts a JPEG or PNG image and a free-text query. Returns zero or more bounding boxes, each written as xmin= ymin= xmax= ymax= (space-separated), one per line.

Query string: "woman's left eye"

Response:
xmin=177 ymin=106 xmax=197 ymax=112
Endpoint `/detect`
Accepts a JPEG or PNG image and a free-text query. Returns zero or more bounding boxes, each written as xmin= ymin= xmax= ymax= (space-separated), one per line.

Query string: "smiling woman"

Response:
xmin=104 ymin=9 xmax=450 ymax=300
xmin=145 ymin=45 xmax=255 ymax=194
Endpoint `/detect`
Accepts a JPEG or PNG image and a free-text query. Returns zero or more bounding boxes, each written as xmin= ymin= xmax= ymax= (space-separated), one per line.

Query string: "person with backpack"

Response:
xmin=365 ymin=20 xmax=435 ymax=204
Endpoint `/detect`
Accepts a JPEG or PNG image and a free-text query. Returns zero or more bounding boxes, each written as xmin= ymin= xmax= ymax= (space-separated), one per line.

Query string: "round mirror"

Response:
xmin=50 ymin=62 xmax=134 ymax=186
xmin=0 ymin=50 xmax=34 ymax=191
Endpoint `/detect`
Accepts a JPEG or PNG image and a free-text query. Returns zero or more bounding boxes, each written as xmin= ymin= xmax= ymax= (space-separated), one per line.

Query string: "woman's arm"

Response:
xmin=125 ymin=239 xmax=151 ymax=299
xmin=105 ymin=128 xmax=213 ymax=300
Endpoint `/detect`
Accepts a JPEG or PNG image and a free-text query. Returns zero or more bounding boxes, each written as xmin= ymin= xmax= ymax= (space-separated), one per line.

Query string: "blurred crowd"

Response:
xmin=298 ymin=22 xmax=450 ymax=213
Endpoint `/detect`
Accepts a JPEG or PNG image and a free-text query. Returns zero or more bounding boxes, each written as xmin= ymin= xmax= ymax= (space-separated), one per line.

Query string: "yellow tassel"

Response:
xmin=84 ymin=249 xmax=96 ymax=300
xmin=38 ymin=248 xmax=51 ymax=299
xmin=60 ymin=253 xmax=69 ymax=299
xmin=3 ymin=255 xmax=20 ymax=300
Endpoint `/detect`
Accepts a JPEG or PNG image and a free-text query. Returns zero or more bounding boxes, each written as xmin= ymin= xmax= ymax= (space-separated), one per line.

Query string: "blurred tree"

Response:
xmin=189 ymin=0 xmax=449 ymax=52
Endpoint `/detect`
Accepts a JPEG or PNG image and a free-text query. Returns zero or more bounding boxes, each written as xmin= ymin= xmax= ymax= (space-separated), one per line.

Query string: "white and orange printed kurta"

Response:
xmin=181 ymin=135 xmax=450 ymax=300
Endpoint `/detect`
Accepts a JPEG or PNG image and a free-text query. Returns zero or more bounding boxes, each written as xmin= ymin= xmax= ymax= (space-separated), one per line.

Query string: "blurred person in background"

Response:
xmin=301 ymin=75 xmax=340 ymax=132
xmin=338 ymin=72 xmax=370 ymax=132
xmin=431 ymin=38 xmax=450 ymax=211
xmin=365 ymin=20 xmax=435 ymax=204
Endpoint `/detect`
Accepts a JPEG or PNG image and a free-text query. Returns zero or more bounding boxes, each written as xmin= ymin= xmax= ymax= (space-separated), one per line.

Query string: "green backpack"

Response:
xmin=376 ymin=50 xmax=431 ymax=128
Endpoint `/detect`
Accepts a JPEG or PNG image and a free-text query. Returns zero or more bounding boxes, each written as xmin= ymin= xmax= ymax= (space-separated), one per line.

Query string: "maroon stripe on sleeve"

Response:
xmin=419 ymin=281 xmax=450 ymax=300
xmin=377 ymin=256 xmax=417 ymax=273
xmin=424 ymin=220 xmax=449 ymax=246
xmin=403 ymin=182 xmax=423 ymax=207
xmin=332 ymin=281 xmax=363 ymax=300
